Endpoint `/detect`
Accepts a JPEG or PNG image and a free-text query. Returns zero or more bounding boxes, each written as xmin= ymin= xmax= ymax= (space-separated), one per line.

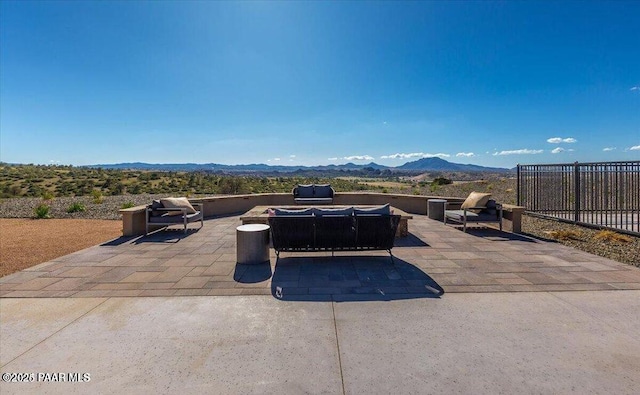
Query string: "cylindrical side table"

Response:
xmin=236 ymin=224 xmax=270 ymax=264
xmin=427 ymin=199 xmax=447 ymax=221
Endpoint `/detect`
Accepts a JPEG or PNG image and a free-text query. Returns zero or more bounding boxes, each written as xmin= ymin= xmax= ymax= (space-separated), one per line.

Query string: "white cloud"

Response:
xmin=630 ymin=145 xmax=640 ymax=151
xmin=273 ymin=158 xmax=281 ymax=161
xmin=380 ymin=152 xmax=450 ymax=159
xmin=343 ymin=155 xmax=374 ymax=161
xmin=327 ymin=157 xmax=338 ymax=161
xmin=289 ymin=155 xmax=296 ymax=158
xmin=551 ymin=147 xmax=564 ymax=154
xmin=493 ymin=149 xmax=544 ymax=156
xmin=603 ymin=147 xmax=616 ymax=151
xmin=547 ymin=137 xmax=577 ymax=144
xmin=456 ymin=152 xmax=475 ymax=157
xmin=631 ymin=86 xmax=639 ymax=91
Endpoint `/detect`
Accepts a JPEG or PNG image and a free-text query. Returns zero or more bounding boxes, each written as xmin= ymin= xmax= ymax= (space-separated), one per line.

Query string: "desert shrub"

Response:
xmin=548 ymin=230 xmax=582 ymax=241
xmin=42 ymin=190 xmax=55 ymax=200
xmin=120 ymin=202 xmax=135 ymax=209
xmin=34 ymin=204 xmax=51 ymax=219
xmin=594 ymin=230 xmax=632 ymax=243
xmin=67 ymin=202 xmax=86 ymax=213
xmin=382 ymin=188 xmax=389 ymax=194
xmin=91 ymin=190 xmax=104 ymax=204
xmin=431 ymin=177 xmax=453 ymax=186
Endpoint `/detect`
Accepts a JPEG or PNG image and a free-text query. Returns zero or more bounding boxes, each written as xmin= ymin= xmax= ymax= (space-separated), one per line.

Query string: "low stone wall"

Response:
xmin=119 ymin=193 xmax=525 ymax=236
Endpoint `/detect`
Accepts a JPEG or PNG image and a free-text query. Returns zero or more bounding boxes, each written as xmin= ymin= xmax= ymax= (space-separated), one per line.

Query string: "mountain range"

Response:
xmin=90 ymin=157 xmax=510 ymax=173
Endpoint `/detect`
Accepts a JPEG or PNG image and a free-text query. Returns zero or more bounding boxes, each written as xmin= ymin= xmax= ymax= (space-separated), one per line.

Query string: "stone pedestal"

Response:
xmin=428 ymin=199 xmax=447 ymax=221
xmin=236 ymin=224 xmax=270 ymax=264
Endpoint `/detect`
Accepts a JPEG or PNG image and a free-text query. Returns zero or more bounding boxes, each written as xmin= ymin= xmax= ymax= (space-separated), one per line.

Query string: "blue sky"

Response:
xmin=1 ymin=1 xmax=639 ymax=168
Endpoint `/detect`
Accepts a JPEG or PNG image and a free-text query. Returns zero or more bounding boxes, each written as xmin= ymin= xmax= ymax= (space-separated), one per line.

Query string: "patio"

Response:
xmin=2 ymin=214 xmax=640 ymax=393
xmin=2 ymin=214 xmax=639 ymax=298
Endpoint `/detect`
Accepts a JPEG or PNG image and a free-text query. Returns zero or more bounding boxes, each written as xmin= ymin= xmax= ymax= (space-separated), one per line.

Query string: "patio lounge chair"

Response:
xmin=444 ymin=192 xmax=503 ymax=232
xmin=146 ymin=198 xmax=204 ymax=235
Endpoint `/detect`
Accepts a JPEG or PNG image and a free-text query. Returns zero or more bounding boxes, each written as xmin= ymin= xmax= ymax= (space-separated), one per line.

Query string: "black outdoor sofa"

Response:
xmin=292 ymin=184 xmax=335 ymax=205
xmin=268 ymin=210 xmax=400 ymax=262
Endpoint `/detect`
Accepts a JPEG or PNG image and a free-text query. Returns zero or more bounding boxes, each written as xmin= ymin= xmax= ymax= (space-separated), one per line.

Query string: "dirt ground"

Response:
xmin=0 ymin=219 xmax=122 ymax=277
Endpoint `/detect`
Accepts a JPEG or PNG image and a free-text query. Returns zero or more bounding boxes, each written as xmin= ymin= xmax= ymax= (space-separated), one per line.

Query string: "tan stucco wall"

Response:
xmin=119 ymin=193 xmax=523 ymax=236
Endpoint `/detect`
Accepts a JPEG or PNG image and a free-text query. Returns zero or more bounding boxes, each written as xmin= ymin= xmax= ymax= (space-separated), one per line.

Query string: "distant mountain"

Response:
xmin=396 ymin=157 xmax=509 ymax=172
xmin=89 ymin=157 xmax=509 ymax=173
xmin=88 ymin=162 xmax=392 ymax=172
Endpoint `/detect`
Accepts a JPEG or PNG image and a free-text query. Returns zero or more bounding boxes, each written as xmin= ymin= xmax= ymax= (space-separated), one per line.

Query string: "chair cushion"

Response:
xmin=484 ymin=199 xmax=497 ymax=216
xmin=445 ymin=210 xmax=498 ymax=222
xmin=160 ymin=197 xmax=197 ymax=216
xmin=313 ymin=207 xmax=354 ymax=217
xmin=150 ymin=199 xmax=163 ymax=217
xmin=296 ymin=185 xmax=314 ymax=198
xmin=461 ymin=192 xmax=492 ymax=213
xmin=274 ymin=208 xmax=314 ymax=216
xmin=354 ymin=204 xmax=391 ymax=215
xmin=148 ymin=212 xmax=201 ymax=223
xmin=313 ymin=184 xmax=333 ymax=198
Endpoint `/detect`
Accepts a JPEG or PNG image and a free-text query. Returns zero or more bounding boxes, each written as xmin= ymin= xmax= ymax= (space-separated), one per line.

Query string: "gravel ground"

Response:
xmin=0 ymin=194 xmax=171 ymax=220
xmin=1 ymin=194 xmax=638 ymax=268
xmin=0 ymin=218 xmax=122 ymax=277
xmin=521 ymin=215 xmax=640 ymax=267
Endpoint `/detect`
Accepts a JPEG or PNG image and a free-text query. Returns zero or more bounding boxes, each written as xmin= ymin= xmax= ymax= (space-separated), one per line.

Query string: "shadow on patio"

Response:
xmin=259 ymin=256 xmax=444 ymax=302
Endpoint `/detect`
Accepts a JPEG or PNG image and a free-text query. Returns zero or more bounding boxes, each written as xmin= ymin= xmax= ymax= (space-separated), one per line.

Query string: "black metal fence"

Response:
xmin=517 ymin=161 xmax=640 ymax=235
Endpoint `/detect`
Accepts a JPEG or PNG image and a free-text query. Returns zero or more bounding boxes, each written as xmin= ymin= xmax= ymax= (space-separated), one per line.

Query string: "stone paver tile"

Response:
xmin=443 ymin=285 xmax=509 ymax=293
xmin=139 ymin=289 xmax=177 ymax=297
xmin=58 ymin=266 xmax=116 ymax=278
xmin=160 ymin=257 xmax=194 ymax=266
xmin=173 ymin=289 xmax=211 ymax=296
xmin=216 ymin=253 xmax=236 ymax=262
xmin=91 ymin=283 xmax=144 ymax=291
xmin=610 ymin=283 xmax=640 ymax=290
xmin=517 ymin=272 xmax=566 ymax=285
xmin=440 ymin=251 xmax=482 ymax=260
xmin=578 ymin=261 xmax=629 ymax=272
xmin=120 ymin=271 xmax=165 ymax=283
xmin=90 ymin=267 xmax=139 ymax=283
xmin=203 ymin=281 xmax=238 ymax=289
xmin=202 ymin=262 xmax=237 ymax=276
xmin=141 ymin=282 xmax=176 ymax=290
xmin=71 ymin=290 xmax=112 ymax=297
xmin=172 ymin=276 xmax=213 ymax=289
xmin=152 ymin=267 xmax=193 ymax=282
xmin=6 ymin=277 xmax=61 ymax=291
xmin=537 ymin=283 xmax=616 ymax=292
xmin=0 ymin=271 xmax=47 ymax=284
xmin=494 ymin=277 xmax=533 ymax=285
xmin=43 ymin=278 xmax=93 ymax=291
xmin=186 ymin=267 xmax=207 ymax=277
xmin=107 ymin=290 xmax=145 ymax=297
xmin=187 ymin=255 xmax=219 ymax=266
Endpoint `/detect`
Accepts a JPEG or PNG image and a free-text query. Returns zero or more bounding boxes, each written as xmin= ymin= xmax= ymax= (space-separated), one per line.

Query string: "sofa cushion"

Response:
xmin=274 ymin=208 xmax=314 ymax=216
xmin=461 ymin=192 xmax=492 ymax=213
xmin=354 ymin=204 xmax=391 ymax=215
xmin=313 ymin=207 xmax=354 ymax=217
xmin=160 ymin=197 xmax=197 ymax=216
xmin=296 ymin=185 xmax=315 ymax=198
xmin=313 ymin=184 xmax=333 ymax=198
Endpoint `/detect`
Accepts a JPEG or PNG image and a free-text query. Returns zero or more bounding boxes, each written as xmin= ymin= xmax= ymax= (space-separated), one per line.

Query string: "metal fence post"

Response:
xmin=516 ymin=164 xmax=521 ymax=206
xmin=574 ymin=161 xmax=580 ymax=224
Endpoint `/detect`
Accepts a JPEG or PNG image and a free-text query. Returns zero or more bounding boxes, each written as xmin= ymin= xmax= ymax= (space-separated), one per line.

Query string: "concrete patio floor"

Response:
xmin=1 ymin=292 xmax=639 ymax=394
xmin=1 ymin=214 xmax=639 ymax=298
